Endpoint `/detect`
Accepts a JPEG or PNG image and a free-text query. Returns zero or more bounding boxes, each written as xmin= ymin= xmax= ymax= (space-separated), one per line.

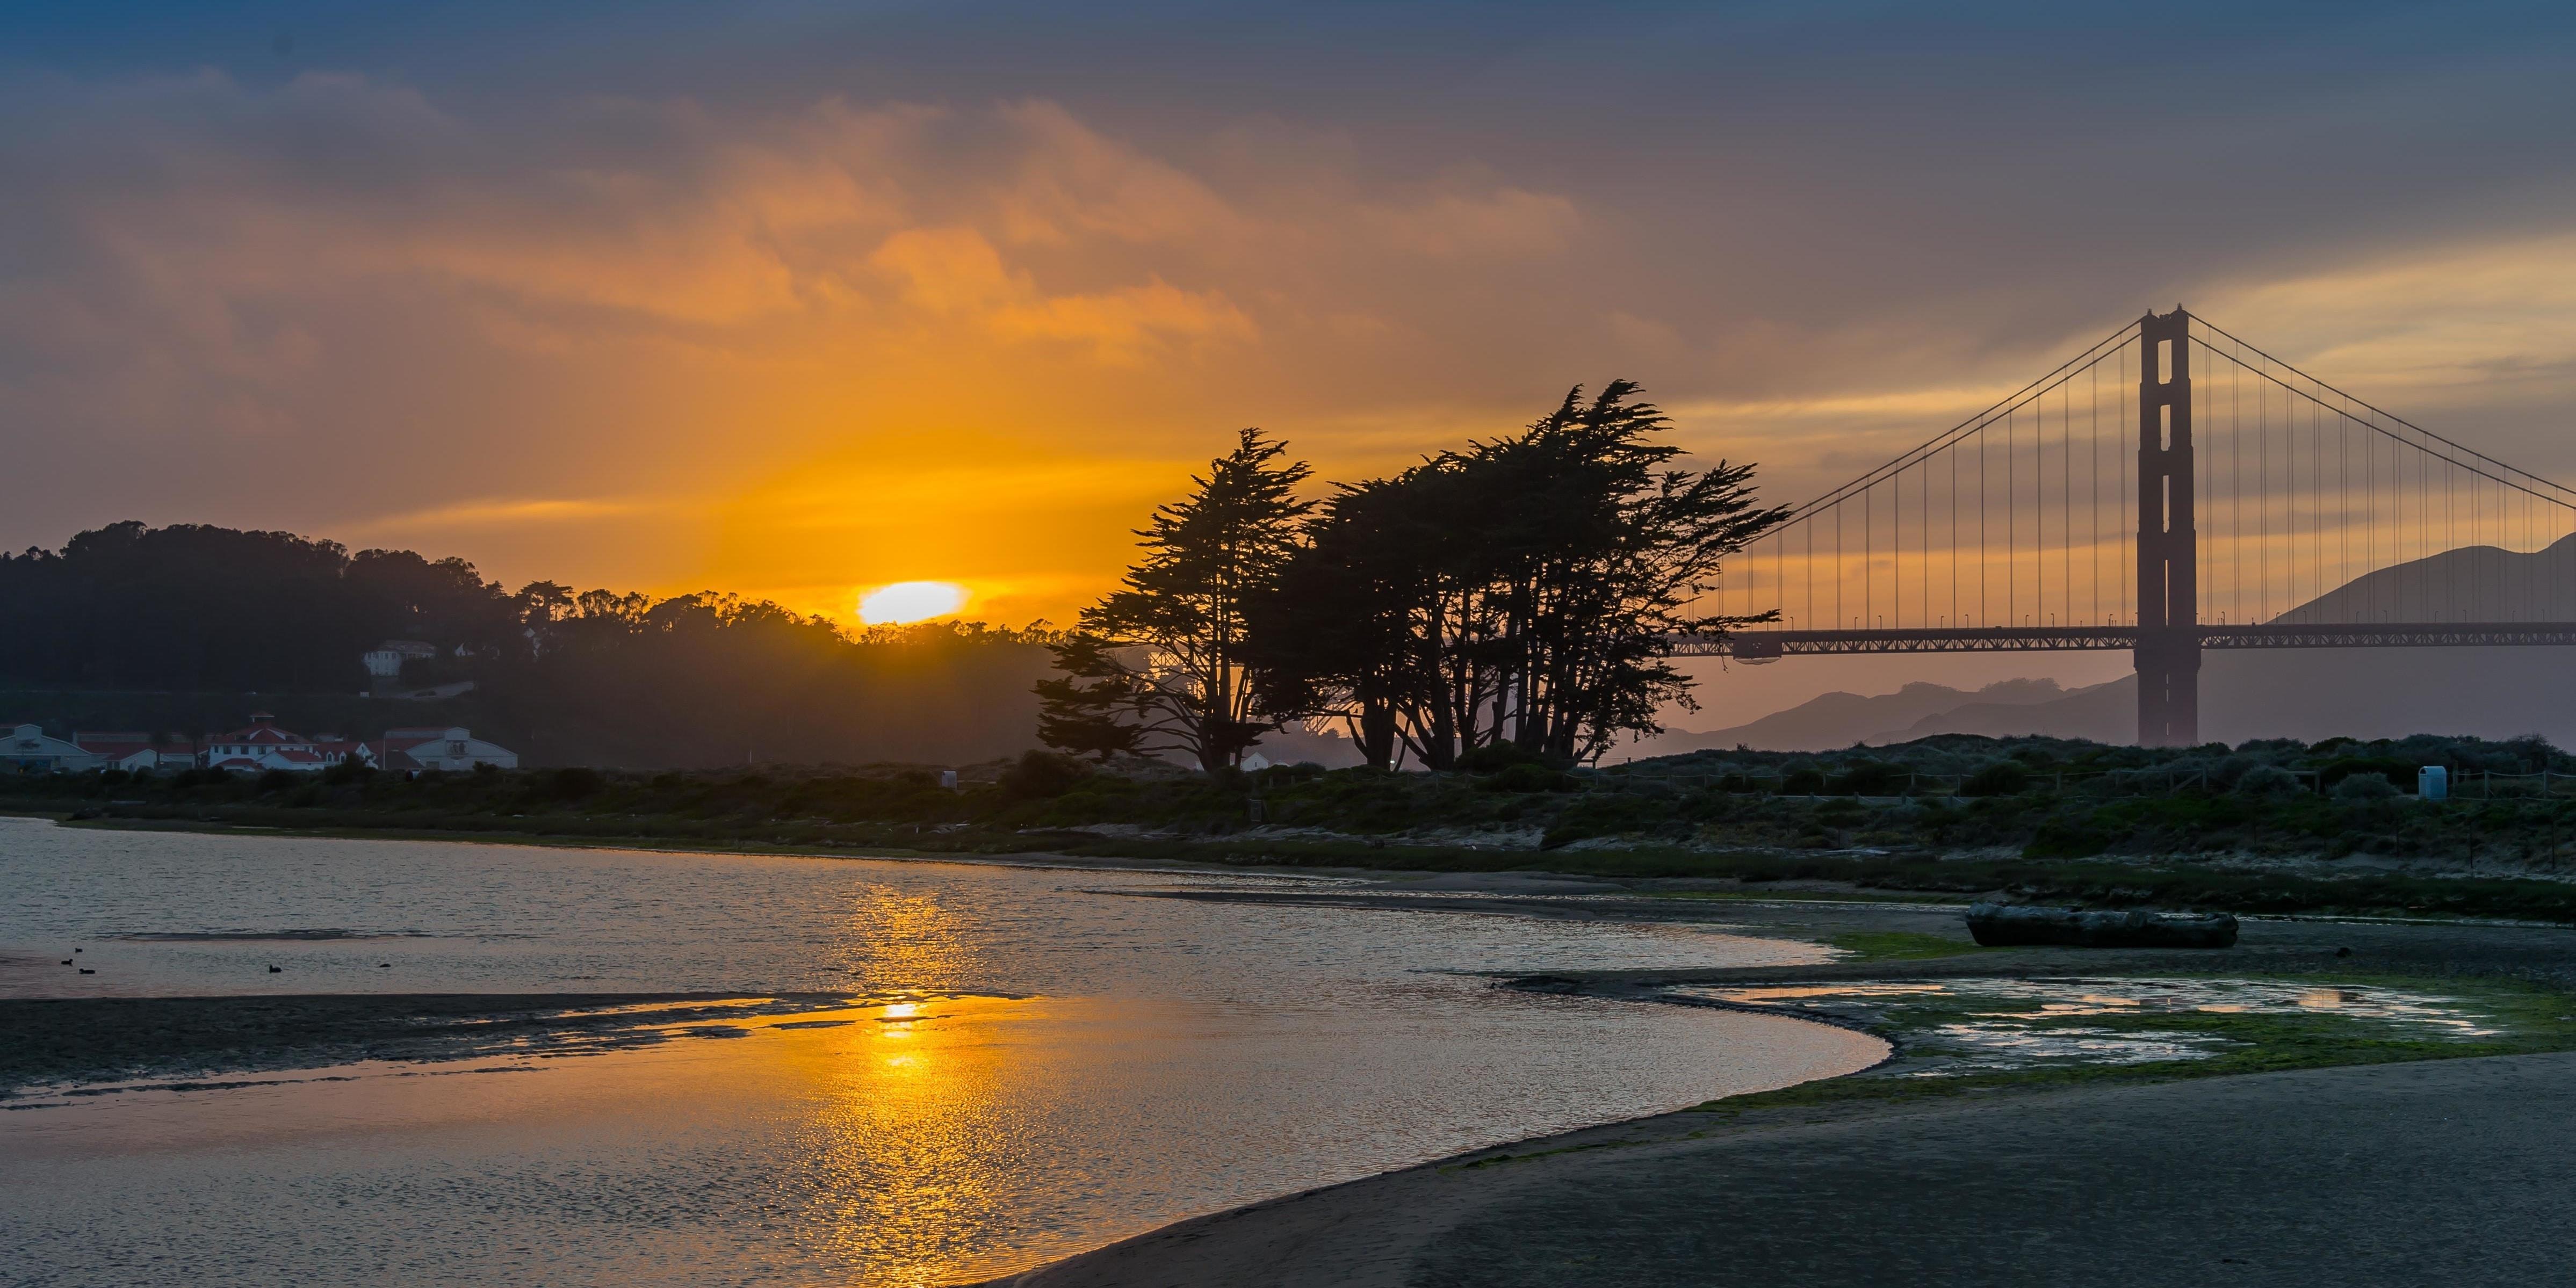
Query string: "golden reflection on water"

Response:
xmin=628 ymin=993 xmax=1056 ymax=1284
xmin=843 ymin=884 xmax=984 ymax=987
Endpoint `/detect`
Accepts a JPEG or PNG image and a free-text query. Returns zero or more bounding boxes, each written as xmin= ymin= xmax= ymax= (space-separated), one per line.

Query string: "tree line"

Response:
xmin=0 ymin=522 xmax=1055 ymax=767
xmin=1038 ymin=380 xmax=1789 ymax=772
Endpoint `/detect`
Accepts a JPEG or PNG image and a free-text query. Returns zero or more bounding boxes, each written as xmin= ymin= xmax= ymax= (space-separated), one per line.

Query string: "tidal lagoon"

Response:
xmin=0 ymin=817 xmax=1878 ymax=1285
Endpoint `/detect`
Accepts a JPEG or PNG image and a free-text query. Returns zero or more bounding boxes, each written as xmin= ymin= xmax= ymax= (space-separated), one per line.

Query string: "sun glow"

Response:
xmin=859 ymin=581 xmax=970 ymax=625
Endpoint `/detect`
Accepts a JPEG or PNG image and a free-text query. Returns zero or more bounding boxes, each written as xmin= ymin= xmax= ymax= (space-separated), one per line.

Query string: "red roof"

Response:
xmin=211 ymin=720 xmax=306 ymax=746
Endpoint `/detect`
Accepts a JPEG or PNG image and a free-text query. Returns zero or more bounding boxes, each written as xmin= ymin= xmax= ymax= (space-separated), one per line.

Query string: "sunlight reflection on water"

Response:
xmin=0 ymin=819 xmax=1881 ymax=1286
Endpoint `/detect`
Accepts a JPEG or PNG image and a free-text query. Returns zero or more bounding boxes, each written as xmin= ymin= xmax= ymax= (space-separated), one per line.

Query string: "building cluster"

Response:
xmin=1 ymin=713 xmax=521 ymax=775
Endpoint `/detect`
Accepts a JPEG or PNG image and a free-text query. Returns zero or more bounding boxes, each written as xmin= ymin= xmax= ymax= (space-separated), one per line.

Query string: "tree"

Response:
xmin=1033 ymin=635 xmax=1145 ymax=762
xmin=1038 ymin=428 xmax=1315 ymax=772
xmin=1252 ymin=380 xmax=1788 ymax=769
xmin=1470 ymin=379 xmax=1790 ymax=762
xmin=1249 ymin=476 xmax=1430 ymax=771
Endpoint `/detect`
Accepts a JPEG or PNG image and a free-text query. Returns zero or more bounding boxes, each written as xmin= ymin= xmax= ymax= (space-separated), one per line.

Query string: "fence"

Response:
xmin=1583 ymin=766 xmax=2575 ymax=801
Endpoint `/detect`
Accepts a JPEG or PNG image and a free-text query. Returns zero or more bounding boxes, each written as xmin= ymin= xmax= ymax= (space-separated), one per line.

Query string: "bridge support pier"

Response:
xmin=2135 ymin=309 xmax=2201 ymax=747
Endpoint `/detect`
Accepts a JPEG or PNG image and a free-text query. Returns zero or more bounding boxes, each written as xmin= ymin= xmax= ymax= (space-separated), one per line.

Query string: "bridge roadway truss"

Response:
xmin=1687 ymin=621 xmax=2576 ymax=659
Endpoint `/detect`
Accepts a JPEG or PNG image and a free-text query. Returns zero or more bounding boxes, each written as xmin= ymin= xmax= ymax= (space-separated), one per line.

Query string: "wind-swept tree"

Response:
xmin=1470 ymin=379 xmax=1790 ymax=762
xmin=1249 ymin=475 xmax=1436 ymax=771
xmin=1258 ymin=380 xmax=1787 ymax=769
xmin=1038 ymin=429 xmax=1316 ymax=772
xmin=1032 ymin=636 xmax=1145 ymax=762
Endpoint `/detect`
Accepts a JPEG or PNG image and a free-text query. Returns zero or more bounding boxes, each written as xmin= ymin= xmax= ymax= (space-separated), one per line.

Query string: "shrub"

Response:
xmin=1960 ymin=760 xmax=2032 ymax=797
xmin=2319 ymin=756 xmax=2415 ymax=792
xmin=1485 ymin=762 xmax=1574 ymax=793
xmin=257 ymin=769 xmax=297 ymax=793
xmin=1780 ymin=766 xmax=1827 ymax=795
xmin=547 ymin=766 xmax=605 ymax=800
xmin=2333 ymin=771 xmax=2399 ymax=802
xmin=2235 ymin=765 xmax=2305 ymax=798
xmin=999 ymin=750 xmax=1088 ymax=799
xmin=1832 ymin=761 xmax=1909 ymax=796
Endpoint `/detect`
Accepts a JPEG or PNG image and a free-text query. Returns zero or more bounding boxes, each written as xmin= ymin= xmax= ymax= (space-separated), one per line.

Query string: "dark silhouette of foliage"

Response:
xmin=1962 ymin=759 xmax=2035 ymax=796
xmin=0 ymin=523 xmax=1059 ymax=768
xmin=1041 ymin=429 xmax=1315 ymax=773
xmin=1033 ymin=635 xmax=1146 ymax=762
xmin=998 ymin=749 xmax=1089 ymax=799
xmin=1245 ymin=379 xmax=1787 ymax=770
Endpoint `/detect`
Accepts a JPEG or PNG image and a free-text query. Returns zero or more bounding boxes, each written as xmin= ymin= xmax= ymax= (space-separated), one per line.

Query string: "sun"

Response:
xmin=858 ymin=581 xmax=970 ymax=625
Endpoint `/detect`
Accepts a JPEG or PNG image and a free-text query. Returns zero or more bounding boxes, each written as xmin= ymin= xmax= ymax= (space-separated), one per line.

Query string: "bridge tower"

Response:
xmin=2134 ymin=308 xmax=2199 ymax=747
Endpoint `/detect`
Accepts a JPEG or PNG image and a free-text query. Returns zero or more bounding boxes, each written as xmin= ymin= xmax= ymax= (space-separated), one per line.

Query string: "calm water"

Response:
xmin=0 ymin=817 xmax=1879 ymax=1286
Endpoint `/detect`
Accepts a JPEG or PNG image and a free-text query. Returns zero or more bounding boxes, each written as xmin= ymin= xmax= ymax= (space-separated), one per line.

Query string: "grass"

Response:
xmin=1823 ymin=930 xmax=1993 ymax=960
xmin=20 ymin=750 xmax=2576 ymax=921
xmin=1689 ymin=971 xmax=2576 ymax=1115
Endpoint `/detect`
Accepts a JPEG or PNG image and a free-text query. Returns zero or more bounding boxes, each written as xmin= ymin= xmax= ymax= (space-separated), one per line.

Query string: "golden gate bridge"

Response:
xmin=1693 ymin=308 xmax=2576 ymax=747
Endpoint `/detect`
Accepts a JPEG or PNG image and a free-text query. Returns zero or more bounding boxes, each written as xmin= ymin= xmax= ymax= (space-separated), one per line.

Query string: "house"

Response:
xmin=2 ymin=723 xmax=100 ymax=773
xmin=74 ymin=733 xmax=198 ymax=772
xmin=200 ymin=713 xmax=373 ymax=773
xmin=362 ymin=639 xmax=439 ymax=680
xmin=378 ymin=726 xmax=519 ymax=772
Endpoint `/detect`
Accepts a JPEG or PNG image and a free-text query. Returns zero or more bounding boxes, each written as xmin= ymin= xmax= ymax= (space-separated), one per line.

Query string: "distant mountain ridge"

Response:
xmin=1634 ymin=678 xmax=2090 ymax=755
xmin=1641 ymin=536 xmax=2576 ymax=754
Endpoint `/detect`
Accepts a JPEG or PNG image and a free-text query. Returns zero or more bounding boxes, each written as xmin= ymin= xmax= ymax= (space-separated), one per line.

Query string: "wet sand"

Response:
xmin=0 ymin=992 xmax=857 ymax=1093
xmin=973 ymin=896 xmax=2576 ymax=1287
xmin=984 ymin=1051 xmax=2576 ymax=1287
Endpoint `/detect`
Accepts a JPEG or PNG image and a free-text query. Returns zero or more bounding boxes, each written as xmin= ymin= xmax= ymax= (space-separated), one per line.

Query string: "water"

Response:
xmin=0 ymin=817 xmax=1881 ymax=1286
xmin=1673 ymin=976 xmax=2501 ymax=1073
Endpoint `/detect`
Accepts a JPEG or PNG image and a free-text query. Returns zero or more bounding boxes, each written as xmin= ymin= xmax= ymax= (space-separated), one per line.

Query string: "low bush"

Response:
xmin=999 ymin=750 xmax=1088 ymax=799
xmin=1961 ymin=760 xmax=2032 ymax=797
xmin=2334 ymin=771 xmax=2400 ymax=802
xmin=2235 ymin=765 xmax=2306 ymax=799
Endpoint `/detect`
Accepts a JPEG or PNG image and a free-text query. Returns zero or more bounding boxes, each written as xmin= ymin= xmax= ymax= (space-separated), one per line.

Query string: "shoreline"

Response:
xmin=16 ymin=813 xmax=2576 ymax=1284
xmin=0 ymin=806 xmax=2008 ymax=911
xmin=970 ymin=1050 xmax=2576 ymax=1287
xmin=969 ymin=909 xmax=2576 ymax=1286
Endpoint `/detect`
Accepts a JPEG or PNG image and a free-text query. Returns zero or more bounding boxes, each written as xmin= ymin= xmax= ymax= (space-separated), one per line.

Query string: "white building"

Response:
xmin=202 ymin=714 xmax=373 ymax=774
xmin=2 ymin=723 xmax=100 ymax=773
xmin=74 ymin=733 xmax=198 ymax=772
xmin=363 ymin=639 xmax=441 ymax=679
xmin=379 ymin=726 xmax=519 ymax=771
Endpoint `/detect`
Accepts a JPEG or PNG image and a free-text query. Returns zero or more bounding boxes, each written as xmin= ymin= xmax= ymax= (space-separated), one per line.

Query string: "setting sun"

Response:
xmin=858 ymin=581 xmax=970 ymax=625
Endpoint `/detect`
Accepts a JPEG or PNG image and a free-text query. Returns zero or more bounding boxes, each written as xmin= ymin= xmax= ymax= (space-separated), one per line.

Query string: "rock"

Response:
xmin=1966 ymin=903 xmax=2238 ymax=949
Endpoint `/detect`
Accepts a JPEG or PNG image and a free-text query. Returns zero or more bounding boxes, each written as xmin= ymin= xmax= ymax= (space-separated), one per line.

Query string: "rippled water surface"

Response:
xmin=0 ymin=818 xmax=1878 ymax=1285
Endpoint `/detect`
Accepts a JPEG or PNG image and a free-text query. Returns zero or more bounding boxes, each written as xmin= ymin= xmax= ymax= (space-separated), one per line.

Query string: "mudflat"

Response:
xmin=991 ymin=1051 xmax=2576 ymax=1287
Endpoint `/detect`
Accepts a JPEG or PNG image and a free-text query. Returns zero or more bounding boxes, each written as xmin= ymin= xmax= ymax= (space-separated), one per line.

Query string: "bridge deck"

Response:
xmin=1688 ymin=622 xmax=2576 ymax=658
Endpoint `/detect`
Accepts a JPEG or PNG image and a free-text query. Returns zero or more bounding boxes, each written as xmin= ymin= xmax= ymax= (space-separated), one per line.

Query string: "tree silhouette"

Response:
xmin=1250 ymin=380 xmax=1788 ymax=769
xmin=1040 ymin=428 xmax=1315 ymax=772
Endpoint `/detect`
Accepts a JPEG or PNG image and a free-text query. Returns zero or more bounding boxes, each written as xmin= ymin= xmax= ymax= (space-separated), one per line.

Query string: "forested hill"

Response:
xmin=0 ymin=522 xmax=1056 ymax=768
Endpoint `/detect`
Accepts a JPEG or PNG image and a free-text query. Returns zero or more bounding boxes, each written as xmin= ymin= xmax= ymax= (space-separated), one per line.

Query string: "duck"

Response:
xmin=268 ymin=965 xmax=282 ymax=973
xmin=78 ymin=968 xmax=94 ymax=975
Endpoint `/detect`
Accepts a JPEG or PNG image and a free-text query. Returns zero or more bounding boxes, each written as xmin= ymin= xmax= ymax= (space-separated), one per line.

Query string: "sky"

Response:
xmin=9 ymin=2 xmax=2576 ymax=721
